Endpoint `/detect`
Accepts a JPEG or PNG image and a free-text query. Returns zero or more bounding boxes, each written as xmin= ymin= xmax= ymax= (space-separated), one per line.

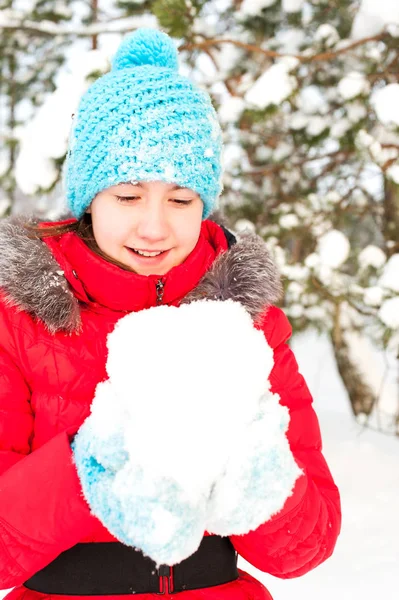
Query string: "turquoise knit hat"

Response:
xmin=64 ymin=28 xmax=224 ymax=219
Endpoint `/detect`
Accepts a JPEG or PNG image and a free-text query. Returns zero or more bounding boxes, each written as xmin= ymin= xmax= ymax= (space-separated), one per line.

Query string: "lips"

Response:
xmin=130 ymin=249 xmax=165 ymax=257
xmin=125 ymin=247 xmax=170 ymax=261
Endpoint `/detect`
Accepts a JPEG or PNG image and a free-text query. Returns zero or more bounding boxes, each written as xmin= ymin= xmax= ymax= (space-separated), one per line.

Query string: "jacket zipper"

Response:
xmin=158 ymin=565 xmax=174 ymax=594
xmin=155 ymin=278 xmax=165 ymax=305
xmin=154 ymin=278 xmax=171 ymax=594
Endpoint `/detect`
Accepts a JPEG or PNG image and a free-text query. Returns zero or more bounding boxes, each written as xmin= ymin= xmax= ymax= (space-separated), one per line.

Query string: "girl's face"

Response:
xmin=88 ymin=180 xmax=203 ymax=276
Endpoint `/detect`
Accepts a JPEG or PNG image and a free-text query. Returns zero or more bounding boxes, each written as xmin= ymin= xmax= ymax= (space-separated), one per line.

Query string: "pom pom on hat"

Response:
xmin=111 ymin=28 xmax=179 ymax=72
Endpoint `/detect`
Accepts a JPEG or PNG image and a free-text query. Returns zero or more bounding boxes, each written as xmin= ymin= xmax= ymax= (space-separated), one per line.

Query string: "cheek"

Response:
xmin=92 ymin=211 xmax=129 ymax=251
xmin=176 ymin=215 xmax=202 ymax=253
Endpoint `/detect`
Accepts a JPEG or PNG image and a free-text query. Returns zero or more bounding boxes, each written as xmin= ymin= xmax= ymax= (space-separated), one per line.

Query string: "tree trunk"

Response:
xmin=330 ymin=303 xmax=376 ymax=416
xmin=91 ymin=0 xmax=98 ymax=50
xmin=5 ymin=38 xmax=17 ymax=207
xmin=382 ymin=176 xmax=399 ymax=256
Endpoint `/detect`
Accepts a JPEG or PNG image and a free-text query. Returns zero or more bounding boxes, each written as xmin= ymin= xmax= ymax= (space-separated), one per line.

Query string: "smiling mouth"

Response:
xmin=126 ymin=247 xmax=169 ymax=258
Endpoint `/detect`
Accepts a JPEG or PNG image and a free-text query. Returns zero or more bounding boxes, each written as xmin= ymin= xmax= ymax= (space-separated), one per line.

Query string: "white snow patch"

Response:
xmin=305 ymin=306 xmax=327 ymax=321
xmin=338 ymin=72 xmax=370 ymax=100
xmin=317 ymin=230 xmax=350 ymax=268
xmin=255 ymin=145 xmax=273 ymax=161
xmin=245 ymin=62 xmax=297 ymax=109
xmin=273 ymin=141 xmax=292 ymax=161
xmin=315 ymin=24 xmax=340 ymax=47
xmin=282 ymin=0 xmax=304 ymax=13
xmin=222 ymin=143 xmax=248 ymax=170
xmin=371 ymin=84 xmax=399 ymax=127
xmin=15 ymin=49 xmax=109 ymax=195
xmin=351 ymin=0 xmax=399 ymax=39
xmin=379 ymin=254 xmax=399 ymax=292
xmin=218 ymin=96 xmax=245 ymax=123
xmin=306 ymin=116 xmax=328 ymax=137
xmin=234 ymin=219 xmax=256 ymax=233
xmin=238 ymin=0 xmax=277 ymax=16
xmin=275 ymin=28 xmax=306 ymax=53
xmin=287 ymin=304 xmax=305 ymax=318
xmin=279 ymin=214 xmax=299 ymax=229
xmin=325 ymin=191 xmax=342 ymax=205
xmin=0 ymin=150 xmax=8 ymax=178
xmin=289 ymin=112 xmax=308 ymax=130
xmin=305 ymin=252 xmax=320 ymax=269
xmin=379 ymin=297 xmax=399 ymax=329
xmin=210 ymin=42 xmax=244 ymax=78
xmin=0 ymin=195 xmax=11 ymax=216
xmin=386 ymin=164 xmax=399 ymax=184
xmin=298 ymin=85 xmax=329 ymax=115
xmin=364 ymin=286 xmax=384 ymax=306
xmin=347 ymin=101 xmax=367 ymax=123
xmin=358 ymin=245 xmax=386 ymax=269
xmin=330 ymin=118 xmax=351 ymax=139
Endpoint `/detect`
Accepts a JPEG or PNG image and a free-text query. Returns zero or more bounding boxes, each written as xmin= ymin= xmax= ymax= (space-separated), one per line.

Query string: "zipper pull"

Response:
xmin=155 ymin=279 xmax=165 ymax=305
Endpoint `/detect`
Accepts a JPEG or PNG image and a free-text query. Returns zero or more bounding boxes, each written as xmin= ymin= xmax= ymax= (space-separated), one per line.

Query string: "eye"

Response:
xmin=116 ymin=195 xmax=140 ymax=203
xmin=171 ymin=198 xmax=193 ymax=205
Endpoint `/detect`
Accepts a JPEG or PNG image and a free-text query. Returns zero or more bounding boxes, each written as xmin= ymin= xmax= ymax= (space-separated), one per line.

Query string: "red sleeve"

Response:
xmin=230 ymin=307 xmax=341 ymax=578
xmin=0 ymin=332 xmax=99 ymax=589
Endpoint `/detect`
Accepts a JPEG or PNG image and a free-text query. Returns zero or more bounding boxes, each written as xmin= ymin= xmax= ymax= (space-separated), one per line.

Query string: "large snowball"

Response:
xmin=105 ymin=299 xmax=274 ymax=496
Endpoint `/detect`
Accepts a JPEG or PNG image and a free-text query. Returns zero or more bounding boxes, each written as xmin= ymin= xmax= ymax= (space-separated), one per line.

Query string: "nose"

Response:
xmin=135 ymin=198 xmax=169 ymax=243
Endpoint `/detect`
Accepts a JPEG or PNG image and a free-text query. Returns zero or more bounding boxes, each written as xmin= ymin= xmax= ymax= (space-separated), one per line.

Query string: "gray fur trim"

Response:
xmin=182 ymin=231 xmax=282 ymax=322
xmin=0 ymin=220 xmax=280 ymax=333
xmin=0 ymin=218 xmax=81 ymax=334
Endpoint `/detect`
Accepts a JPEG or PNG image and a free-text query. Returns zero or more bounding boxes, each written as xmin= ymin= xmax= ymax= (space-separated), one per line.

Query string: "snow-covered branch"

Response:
xmin=0 ymin=9 xmax=389 ymax=64
xmin=181 ymin=32 xmax=389 ymax=63
xmin=0 ymin=11 xmax=157 ymax=37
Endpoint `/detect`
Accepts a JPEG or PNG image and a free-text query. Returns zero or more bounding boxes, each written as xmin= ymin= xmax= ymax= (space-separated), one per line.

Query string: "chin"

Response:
xmin=136 ymin=267 xmax=169 ymax=276
xmin=128 ymin=260 xmax=175 ymax=277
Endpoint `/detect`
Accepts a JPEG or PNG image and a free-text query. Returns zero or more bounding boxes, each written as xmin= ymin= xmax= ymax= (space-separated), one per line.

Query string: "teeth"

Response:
xmin=133 ymin=249 xmax=163 ymax=257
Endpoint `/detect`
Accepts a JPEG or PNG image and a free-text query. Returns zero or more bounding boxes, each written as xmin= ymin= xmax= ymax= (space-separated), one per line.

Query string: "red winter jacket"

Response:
xmin=0 ymin=218 xmax=341 ymax=600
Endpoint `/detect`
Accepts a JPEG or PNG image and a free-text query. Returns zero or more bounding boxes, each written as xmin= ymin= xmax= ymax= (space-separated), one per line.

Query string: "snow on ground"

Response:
xmin=240 ymin=329 xmax=399 ymax=599
xmin=1 ymin=330 xmax=398 ymax=599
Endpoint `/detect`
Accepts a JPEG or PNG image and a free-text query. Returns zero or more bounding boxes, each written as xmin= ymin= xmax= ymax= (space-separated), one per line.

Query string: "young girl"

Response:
xmin=0 ymin=28 xmax=340 ymax=600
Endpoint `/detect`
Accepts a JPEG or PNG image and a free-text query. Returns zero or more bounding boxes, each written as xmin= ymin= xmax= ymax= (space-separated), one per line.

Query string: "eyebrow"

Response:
xmin=132 ymin=182 xmax=189 ymax=191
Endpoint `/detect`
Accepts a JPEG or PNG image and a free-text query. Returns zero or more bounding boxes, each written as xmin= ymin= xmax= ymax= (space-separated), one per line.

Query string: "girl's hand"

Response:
xmin=206 ymin=391 xmax=302 ymax=536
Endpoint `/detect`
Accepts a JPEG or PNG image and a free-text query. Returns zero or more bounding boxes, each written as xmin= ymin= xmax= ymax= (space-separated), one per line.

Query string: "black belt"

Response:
xmin=24 ymin=536 xmax=239 ymax=595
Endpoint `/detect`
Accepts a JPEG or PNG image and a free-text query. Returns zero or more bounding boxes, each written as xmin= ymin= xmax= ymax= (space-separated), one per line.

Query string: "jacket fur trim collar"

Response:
xmin=0 ymin=218 xmax=282 ymax=333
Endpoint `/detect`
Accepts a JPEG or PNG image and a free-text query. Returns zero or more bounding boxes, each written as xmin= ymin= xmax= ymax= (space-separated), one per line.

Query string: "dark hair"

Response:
xmin=25 ymin=214 xmax=136 ymax=272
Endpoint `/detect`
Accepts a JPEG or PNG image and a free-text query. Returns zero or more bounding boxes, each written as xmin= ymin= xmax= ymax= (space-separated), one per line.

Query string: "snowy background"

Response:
xmin=1 ymin=0 xmax=399 ymax=597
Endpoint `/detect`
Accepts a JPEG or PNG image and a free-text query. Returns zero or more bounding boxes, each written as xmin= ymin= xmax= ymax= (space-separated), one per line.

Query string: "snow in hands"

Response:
xmin=73 ymin=299 xmax=301 ymax=566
